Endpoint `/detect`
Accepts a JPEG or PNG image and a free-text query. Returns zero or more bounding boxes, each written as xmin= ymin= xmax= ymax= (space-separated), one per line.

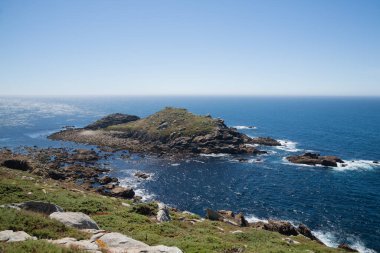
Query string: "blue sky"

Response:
xmin=0 ymin=0 xmax=379 ymax=96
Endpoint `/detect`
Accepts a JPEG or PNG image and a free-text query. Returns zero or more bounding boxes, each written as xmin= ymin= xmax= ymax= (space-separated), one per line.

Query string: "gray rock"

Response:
xmin=50 ymin=237 xmax=100 ymax=252
xmin=16 ymin=201 xmax=64 ymax=215
xmin=50 ymin=212 xmax=99 ymax=229
xmin=0 ymin=230 xmax=36 ymax=242
xmin=127 ymin=245 xmax=183 ymax=253
xmin=96 ymin=232 xmax=148 ymax=248
xmin=157 ymin=203 xmax=171 ymax=222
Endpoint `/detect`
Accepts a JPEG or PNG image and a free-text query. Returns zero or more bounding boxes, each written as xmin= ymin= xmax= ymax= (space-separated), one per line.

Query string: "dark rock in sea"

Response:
xmin=98 ymin=176 xmax=117 ymax=185
xmin=373 ymin=161 xmax=378 ymax=164
xmin=205 ymin=209 xmax=248 ymax=227
xmin=251 ymin=137 xmax=281 ymax=146
xmin=84 ymin=113 xmax=140 ymax=130
xmin=134 ymin=171 xmax=150 ymax=179
xmin=16 ymin=201 xmax=64 ymax=215
xmin=70 ymin=149 xmax=99 ymax=162
xmin=287 ymin=152 xmax=344 ymax=167
xmin=338 ymin=243 xmax=359 ymax=252
xmin=1 ymin=159 xmax=31 ymax=171
xmin=263 ymin=220 xmax=299 ymax=236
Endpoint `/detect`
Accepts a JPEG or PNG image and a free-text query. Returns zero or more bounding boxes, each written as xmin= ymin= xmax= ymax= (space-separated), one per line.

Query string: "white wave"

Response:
xmin=200 ymin=153 xmax=230 ymax=157
xmin=0 ymin=98 xmax=86 ymax=126
xmin=245 ymin=214 xmax=268 ymax=223
xmin=171 ymin=163 xmax=180 ymax=166
xmin=233 ymin=125 xmax=257 ymax=130
xmin=312 ymin=230 xmax=339 ymax=247
xmin=335 ymin=160 xmax=380 ymax=171
xmin=134 ymin=189 xmax=156 ymax=202
xmin=350 ymin=241 xmax=377 ymax=253
xmin=312 ymin=230 xmax=376 ymax=253
xmin=276 ymin=140 xmax=301 ymax=152
xmin=25 ymin=129 xmax=58 ymax=139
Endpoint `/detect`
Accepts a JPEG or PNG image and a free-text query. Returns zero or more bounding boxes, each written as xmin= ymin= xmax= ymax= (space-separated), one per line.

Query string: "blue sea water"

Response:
xmin=0 ymin=96 xmax=379 ymax=252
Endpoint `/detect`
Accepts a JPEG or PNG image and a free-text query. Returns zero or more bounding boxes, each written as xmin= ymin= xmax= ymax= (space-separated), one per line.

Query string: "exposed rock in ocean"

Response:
xmin=286 ymin=152 xmax=344 ymax=167
xmin=49 ymin=107 xmax=275 ymax=156
xmin=251 ymin=137 xmax=281 ymax=146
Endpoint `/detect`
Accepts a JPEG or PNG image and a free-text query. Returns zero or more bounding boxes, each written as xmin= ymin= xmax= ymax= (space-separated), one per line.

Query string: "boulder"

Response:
xmin=126 ymin=245 xmax=183 ymax=253
xmin=16 ymin=201 xmax=64 ymax=215
xmin=96 ymin=232 xmax=148 ymax=248
xmin=1 ymin=159 xmax=31 ymax=171
xmin=48 ymin=170 xmax=67 ymax=180
xmin=110 ymin=186 xmax=135 ymax=199
xmin=50 ymin=212 xmax=99 ymax=230
xmin=0 ymin=230 xmax=36 ymax=242
xmin=205 ymin=208 xmax=222 ymax=221
xmin=157 ymin=203 xmax=171 ymax=222
xmin=71 ymin=149 xmax=99 ymax=162
xmin=263 ymin=220 xmax=298 ymax=236
xmin=205 ymin=209 xmax=248 ymax=227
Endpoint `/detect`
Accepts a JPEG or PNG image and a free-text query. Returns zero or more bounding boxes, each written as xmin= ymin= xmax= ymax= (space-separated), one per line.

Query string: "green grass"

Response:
xmin=0 ymin=208 xmax=87 ymax=240
xmin=0 ymin=167 xmax=345 ymax=253
xmin=0 ymin=240 xmax=85 ymax=253
xmin=106 ymin=107 xmax=218 ymax=140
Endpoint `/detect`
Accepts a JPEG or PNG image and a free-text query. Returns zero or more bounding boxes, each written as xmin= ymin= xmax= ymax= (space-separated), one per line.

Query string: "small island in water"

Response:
xmin=49 ymin=107 xmax=281 ymax=155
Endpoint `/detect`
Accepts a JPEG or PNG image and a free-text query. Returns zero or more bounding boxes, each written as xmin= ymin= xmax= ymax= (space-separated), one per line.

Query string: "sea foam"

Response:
xmin=276 ymin=140 xmax=301 ymax=152
xmin=233 ymin=125 xmax=257 ymax=130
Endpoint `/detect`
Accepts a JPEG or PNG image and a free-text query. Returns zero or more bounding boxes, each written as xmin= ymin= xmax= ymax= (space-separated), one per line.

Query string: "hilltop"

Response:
xmin=49 ymin=107 xmax=279 ymax=155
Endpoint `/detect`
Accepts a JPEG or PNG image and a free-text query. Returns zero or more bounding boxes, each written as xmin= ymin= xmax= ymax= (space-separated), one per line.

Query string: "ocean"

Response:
xmin=0 ymin=96 xmax=379 ymax=252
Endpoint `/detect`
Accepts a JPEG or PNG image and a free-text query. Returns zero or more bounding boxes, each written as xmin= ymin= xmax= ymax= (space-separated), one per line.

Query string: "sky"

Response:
xmin=0 ymin=0 xmax=379 ymax=96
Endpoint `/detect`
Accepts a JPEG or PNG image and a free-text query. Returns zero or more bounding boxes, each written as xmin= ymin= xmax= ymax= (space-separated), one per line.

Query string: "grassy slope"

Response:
xmin=106 ymin=107 xmax=218 ymax=139
xmin=0 ymin=167 xmax=344 ymax=253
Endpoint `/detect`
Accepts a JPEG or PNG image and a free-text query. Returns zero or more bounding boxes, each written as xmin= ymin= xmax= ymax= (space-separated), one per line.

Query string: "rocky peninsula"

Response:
xmin=49 ymin=107 xmax=280 ymax=156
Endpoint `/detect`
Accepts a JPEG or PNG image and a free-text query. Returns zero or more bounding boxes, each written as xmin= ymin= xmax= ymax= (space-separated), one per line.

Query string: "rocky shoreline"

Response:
xmin=0 ymin=146 xmax=361 ymax=252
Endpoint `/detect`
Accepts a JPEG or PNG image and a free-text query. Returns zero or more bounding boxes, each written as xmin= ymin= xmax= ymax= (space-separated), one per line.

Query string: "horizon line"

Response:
xmin=1 ymin=94 xmax=380 ymax=98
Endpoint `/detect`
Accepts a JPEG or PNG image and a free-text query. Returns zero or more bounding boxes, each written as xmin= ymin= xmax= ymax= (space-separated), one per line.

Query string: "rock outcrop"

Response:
xmin=287 ymin=152 xmax=344 ymax=167
xmin=84 ymin=113 xmax=140 ymax=130
xmin=157 ymin=203 xmax=171 ymax=222
xmin=50 ymin=212 xmax=100 ymax=230
xmin=2 ymin=201 xmax=64 ymax=215
xmin=205 ymin=209 xmax=248 ymax=227
xmin=251 ymin=137 xmax=281 ymax=146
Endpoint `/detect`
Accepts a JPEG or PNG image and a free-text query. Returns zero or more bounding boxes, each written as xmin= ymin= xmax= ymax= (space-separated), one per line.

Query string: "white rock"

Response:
xmin=96 ymin=232 xmax=148 ymax=248
xmin=157 ymin=203 xmax=171 ymax=222
xmin=0 ymin=230 xmax=36 ymax=242
xmin=127 ymin=245 xmax=183 ymax=253
xmin=282 ymin=237 xmax=300 ymax=244
xmin=50 ymin=212 xmax=99 ymax=229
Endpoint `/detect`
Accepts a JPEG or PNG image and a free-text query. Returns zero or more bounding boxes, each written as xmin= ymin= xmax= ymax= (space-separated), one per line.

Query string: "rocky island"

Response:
xmin=287 ymin=152 xmax=345 ymax=167
xmin=49 ymin=107 xmax=279 ymax=156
